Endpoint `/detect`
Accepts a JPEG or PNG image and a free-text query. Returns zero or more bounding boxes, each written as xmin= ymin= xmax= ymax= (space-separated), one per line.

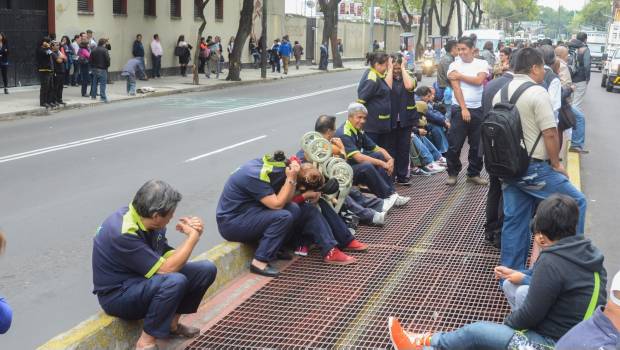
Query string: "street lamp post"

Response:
xmin=369 ymin=0 xmax=375 ymax=52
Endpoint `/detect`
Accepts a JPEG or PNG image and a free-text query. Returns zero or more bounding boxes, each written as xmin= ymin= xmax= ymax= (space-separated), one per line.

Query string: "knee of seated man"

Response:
xmin=158 ymin=272 xmax=189 ymax=291
xmin=193 ymin=261 xmax=218 ymax=286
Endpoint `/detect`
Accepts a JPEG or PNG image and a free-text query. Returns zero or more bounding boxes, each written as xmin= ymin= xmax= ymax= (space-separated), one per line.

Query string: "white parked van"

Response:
xmin=462 ymin=29 xmax=505 ymax=52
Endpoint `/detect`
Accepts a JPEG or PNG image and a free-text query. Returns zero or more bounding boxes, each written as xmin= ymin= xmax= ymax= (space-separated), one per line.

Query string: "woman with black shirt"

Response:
xmin=175 ymin=35 xmax=192 ymax=77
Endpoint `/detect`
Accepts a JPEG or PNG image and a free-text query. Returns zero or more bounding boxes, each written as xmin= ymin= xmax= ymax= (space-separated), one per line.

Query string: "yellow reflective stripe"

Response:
xmin=584 ymin=272 xmax=601 ymax=320
xmin=346 ymin=150 xmax=360 ymax=158
xmin=367 ymin=70 xmax=377 ymax=82
xmin=344 ymin=119 xmax=358 ymax=135
xmin=406 ymin=105 xmax=417 ymax=110
xmin=145 ymin=257 xmax=165 ymax=278
xmin=372 ymin=146 xmax=380 ymax=152
xmin=163 ymin=250 xmax=175 ymax=259
xmin=356 ymin=98 xmax=366 ymax=104
xmin=378 ymin=114 xmax=390 ymax=120
xmin=369 ymin=67 xmax=385 ymax=79
xmin=259 ymin=154 xmax=286 ymax=183
xmin=121 ymin=204 xmax=147 ymax=236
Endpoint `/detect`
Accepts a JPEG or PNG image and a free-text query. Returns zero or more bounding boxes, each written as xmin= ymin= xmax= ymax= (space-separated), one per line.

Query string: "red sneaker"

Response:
xmin=323 ymin=247 xmax=356 ymax=265
xmin=294 ymin=246 xmax=309 ymax=257
xmin=388 ymin=317 xmax=432 ymax=350
xmin=343 ymin=239 xmax=368 ymax=252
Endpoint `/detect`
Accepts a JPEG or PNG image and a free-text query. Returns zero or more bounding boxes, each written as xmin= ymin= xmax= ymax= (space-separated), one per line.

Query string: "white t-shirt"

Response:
xmin=447 ymin=58 xmax=489 ymax=108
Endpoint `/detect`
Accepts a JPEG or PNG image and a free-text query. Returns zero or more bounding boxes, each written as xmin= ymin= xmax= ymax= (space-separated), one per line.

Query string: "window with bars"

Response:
xmin=215 ymin=0 xmax=223 ymax=20
xmin=170 ymin=0 xmax=181 ymax=18
xmin=194 ymin=1 xmax=204 ymax=19
xmin=78 ymin=0 xmax=93 ymax=13
xmin=144 ymin=0 xmax=156 ymax=16
xmin=113 ymin=0 xmax=127 ymax=15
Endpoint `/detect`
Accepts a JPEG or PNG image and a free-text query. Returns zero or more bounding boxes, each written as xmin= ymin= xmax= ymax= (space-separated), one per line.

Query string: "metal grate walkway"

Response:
xmin=187 ymin=168 xmax=509 ymax=349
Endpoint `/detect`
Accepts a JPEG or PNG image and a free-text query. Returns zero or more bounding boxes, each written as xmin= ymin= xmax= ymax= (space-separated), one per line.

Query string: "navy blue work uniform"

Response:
xmin=296 ymin=199 xmax=354 ymax=256
xmin=92 ymin=205 xmax=217 ymax=338
xmin=387 ymin=77 xmax=418 ymax=182
xmin=357 ymin=68 xmax=392 ymax=147
xmin=216 ymin=155 xmax=301 ymax=262
xmin=336 ymin=120 xmax=395 ymax=199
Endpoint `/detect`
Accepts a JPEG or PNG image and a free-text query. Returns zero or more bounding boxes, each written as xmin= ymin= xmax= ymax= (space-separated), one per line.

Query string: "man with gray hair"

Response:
xmin=92 ymin=180 xmax=217 ymax=350
xmin=335 ymin=102 xmax=410 ymax=206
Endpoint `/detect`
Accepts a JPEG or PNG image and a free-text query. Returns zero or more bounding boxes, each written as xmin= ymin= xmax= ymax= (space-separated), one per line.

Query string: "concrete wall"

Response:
xmin=283 ymin=14 xmax=403 ymax=63
xmin=54 ymin=0 xmax=286 ymax=73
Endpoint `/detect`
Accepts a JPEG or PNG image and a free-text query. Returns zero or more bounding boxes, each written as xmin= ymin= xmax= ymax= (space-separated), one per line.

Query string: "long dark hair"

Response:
xmin=0 ymin=32 xmax=7 ymax=46
xmin=177 ymin=35 xmax=185 ymax=45
xmin=61 ymin=35 xmax=71 ymax=47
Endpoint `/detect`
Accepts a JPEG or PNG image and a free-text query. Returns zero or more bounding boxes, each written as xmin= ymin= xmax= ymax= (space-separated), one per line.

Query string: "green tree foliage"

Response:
xmin=538 ymin=6 xmax=576 ymax=39
xmin=570 ymin=0 xmax=612 ymax=31
xmin=483 ymin=0 xmax=538 ymax=24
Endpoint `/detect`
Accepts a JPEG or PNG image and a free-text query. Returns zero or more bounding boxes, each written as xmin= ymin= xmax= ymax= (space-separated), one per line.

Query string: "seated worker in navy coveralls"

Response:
xmin=92 ymin=180 xmax=217 ymax=350
xmin=335 ymin=102 xmax=410 ymax=207
xmin=216 ymin=151 xmax=301 ymax=277
xmin=290 ymin=163 xmax=368 ymax=264
xmin=298 ymin=115 xmax=392 ymax=227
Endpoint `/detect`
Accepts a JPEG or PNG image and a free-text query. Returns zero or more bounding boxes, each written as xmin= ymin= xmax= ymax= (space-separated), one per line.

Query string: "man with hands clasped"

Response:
xmin=92 ymin=180 xmax=217 ymax=350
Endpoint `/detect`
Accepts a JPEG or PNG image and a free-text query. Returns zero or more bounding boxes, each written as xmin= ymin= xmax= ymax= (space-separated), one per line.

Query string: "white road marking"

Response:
xmin=0 ymin=83 xmax=357 ymax=164
xmin=185 ymin=135 xmax=267 ymax=163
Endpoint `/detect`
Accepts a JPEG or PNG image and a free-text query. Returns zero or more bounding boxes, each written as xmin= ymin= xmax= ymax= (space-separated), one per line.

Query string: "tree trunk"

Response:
xmin=226 ymin=0 xmax=254 ymax=81
xmin=319 ymin=0 xmax=343 ymax=69
xmin=432 ymin=0 xmax=457 ymax=36
xmin=416 ymin=0 xmax=428 ymax=59
xmin=456 ymin=0 xmax=463 ymax=38
xmin=393 ymin=0 xmax=413 ymax=33
xmin=192 ymin=0 xmax=210 ymax=85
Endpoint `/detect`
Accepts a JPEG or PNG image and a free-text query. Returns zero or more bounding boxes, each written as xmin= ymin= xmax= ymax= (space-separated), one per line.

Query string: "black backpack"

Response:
xmin=481 ymin=82 xmax=542 ymax=178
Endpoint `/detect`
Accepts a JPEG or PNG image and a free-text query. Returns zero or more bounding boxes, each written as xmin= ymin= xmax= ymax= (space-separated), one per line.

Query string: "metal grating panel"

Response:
xmin=187 ymin=162 xmax=509 ymax=349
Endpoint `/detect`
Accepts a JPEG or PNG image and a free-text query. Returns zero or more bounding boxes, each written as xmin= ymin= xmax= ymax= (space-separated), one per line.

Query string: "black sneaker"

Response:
xmin=396 ymin=177 xmax=412 ymax=186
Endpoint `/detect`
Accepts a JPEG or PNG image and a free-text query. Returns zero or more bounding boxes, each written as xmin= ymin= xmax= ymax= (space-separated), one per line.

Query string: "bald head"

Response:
xmin=555 ymin=46 xmax=569 ymax=63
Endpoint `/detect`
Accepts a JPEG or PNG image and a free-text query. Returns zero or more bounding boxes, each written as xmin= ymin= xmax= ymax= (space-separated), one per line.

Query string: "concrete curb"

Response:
xmin=37 ymin=242 xmax=254 ymax=350
xmin=0 ymin=67 xmax=356 ymax=121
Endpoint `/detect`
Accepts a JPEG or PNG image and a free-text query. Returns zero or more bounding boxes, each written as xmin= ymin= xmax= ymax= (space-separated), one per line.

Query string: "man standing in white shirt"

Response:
xmin=150 ymin=34 xmax=163 ymax=78
xmin=445 ymin=36 xmax=489 ymax=186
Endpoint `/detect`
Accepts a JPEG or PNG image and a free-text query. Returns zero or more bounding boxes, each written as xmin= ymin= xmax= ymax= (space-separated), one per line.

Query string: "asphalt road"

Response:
xmin=0 ymin=70 xmax=363 ymax=349
xmin=581 ymin=72 xmax=620 ymax=284
xmin=0 ymin=69 xmax=618 ymax=349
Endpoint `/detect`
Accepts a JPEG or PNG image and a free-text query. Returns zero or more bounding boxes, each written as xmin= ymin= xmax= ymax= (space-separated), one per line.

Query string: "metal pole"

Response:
xmin=261 ymin=0 xmax=267 ymax=79
xmin=369 ymin=0 xmax=375 ymax=52
xmin=383 ymin=0 xmax=388 ymax=49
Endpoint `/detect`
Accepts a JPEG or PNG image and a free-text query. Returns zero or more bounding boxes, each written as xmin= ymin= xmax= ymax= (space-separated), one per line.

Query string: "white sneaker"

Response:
xmin=372 ymin=211 xmax=386 ymax=226
xmin=438 ymin=157 xmax=447 ymax=165
xmin=394 ymin=195 xmax=410 ymax=207
xmin=426 ymin=162 xmax=446 ymax=173
xmin=382 ymin=194 xmax=398 ymax=212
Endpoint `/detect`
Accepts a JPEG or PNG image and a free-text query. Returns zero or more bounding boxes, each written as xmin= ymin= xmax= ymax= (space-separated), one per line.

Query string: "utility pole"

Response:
xmin=369 ymin=0 xmax=375 ymax=52
xmin=261 ymin=0 xmax=267 ymax=79
xmin=383 ymin=0 xmax=388 ymax=49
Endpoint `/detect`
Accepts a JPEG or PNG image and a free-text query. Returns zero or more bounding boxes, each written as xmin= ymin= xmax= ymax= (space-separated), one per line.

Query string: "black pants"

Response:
xmin=39 ymin=71 xmax=54 ymax=106
xmin=79 ymin=63 xmax=90 ymax=96
xmin=151 ymin=55 xmax=161 ymax=77
xmin=446 ymin=106 xmax=484 ymax=177
xmin=384 ymin=125 xmax=413 ymax=181
xmin=365 ymin=131 xmax=391 ymax=150
xmin=485 ymin=175 xmax=503 ymax=242
xmin=1 ymin=65 xmax=8 ymax=88
xmin=53 ymin=72 xmax=65 ymax=103
xmin=198 ymin=56 xmax=206 ymax=73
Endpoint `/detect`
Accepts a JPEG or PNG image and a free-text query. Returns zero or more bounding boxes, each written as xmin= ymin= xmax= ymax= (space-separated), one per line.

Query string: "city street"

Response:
xmin=0 ymin=70 xmax=362 ymax=349
xmin=0 ymin=69 xmax=619 ymax=349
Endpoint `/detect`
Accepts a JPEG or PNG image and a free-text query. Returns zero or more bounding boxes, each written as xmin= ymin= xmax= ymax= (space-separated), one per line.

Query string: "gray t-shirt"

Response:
xmin=492 ymin=74 xmax=557 ymax=160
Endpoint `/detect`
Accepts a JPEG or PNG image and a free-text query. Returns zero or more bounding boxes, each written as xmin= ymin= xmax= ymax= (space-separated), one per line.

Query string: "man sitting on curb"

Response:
xmin=92 ymin=180 xmax=217 ymax=350
xmin=335 ymin=102 xmax=410 ymax=207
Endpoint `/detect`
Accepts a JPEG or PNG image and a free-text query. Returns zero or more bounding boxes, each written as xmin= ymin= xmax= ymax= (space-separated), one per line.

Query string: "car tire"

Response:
xmin=602 ymin=75 xmax=607 ymax=87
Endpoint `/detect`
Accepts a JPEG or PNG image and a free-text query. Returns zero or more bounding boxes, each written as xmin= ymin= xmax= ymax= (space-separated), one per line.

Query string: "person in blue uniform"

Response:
xmin=0 ymin=232 xmax=11 ymax=335
xmin=336 ymin=102 xmax=410 ymax=207
xmin=387 ymin=54 xmax=417 ymax=185
xmin=217 ymin=151 xmax=301 ymax=277
xmin=92 ymin=180 xmax=217 ymax=350
xmin=357 ymin=52 xmax=393 ymax=148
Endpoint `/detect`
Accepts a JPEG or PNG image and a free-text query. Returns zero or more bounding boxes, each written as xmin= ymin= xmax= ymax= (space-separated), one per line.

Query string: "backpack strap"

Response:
xmin=584 ymin=271 xmax=601 ymax=321
xmin=509 ymin=81 xmax=537 ymax=105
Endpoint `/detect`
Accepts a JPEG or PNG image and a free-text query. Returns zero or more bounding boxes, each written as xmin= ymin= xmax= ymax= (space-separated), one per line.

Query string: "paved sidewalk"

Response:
xmin=0 ymin=62 xmax=366 ymax=120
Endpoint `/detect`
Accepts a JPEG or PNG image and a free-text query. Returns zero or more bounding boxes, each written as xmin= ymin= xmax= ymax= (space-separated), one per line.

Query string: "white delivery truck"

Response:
xmin=607 ymin=22 xmax=620 ymax=57
xmin=586 ymin=30 xmax=607 ymax=71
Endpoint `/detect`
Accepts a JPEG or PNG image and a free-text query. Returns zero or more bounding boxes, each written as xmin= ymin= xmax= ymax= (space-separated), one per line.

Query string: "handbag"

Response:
xmin=174 ymin=46 xmax=184 ymax=57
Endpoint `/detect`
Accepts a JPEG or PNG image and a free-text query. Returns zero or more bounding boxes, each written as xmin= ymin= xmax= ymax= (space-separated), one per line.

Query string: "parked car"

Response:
xmin=602 ymin=49 xmax=620 ymax=92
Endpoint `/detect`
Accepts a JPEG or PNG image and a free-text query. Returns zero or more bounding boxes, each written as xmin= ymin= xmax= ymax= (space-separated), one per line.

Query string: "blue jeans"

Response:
xmin=570 ymin=106 xmax=585 ymax=148
xmin=90 ymin=68 xmax=108 ymax=101
xmin=99 ymin=261 xmax=217 ymax=338
xmin=412 ymin=135 xmax=434 ymax=165
xmin=124 ymin=73 xmax=136 ymax=95
xmin=501 ymin=161 xmax=587 ymax=270
xmin=431 ymin=321 xmax=555 ymax=349
xmin=427 ymin=123 xmax=449 ymax=154
xmin=345 ymin=188 xmax=383 ymax=223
